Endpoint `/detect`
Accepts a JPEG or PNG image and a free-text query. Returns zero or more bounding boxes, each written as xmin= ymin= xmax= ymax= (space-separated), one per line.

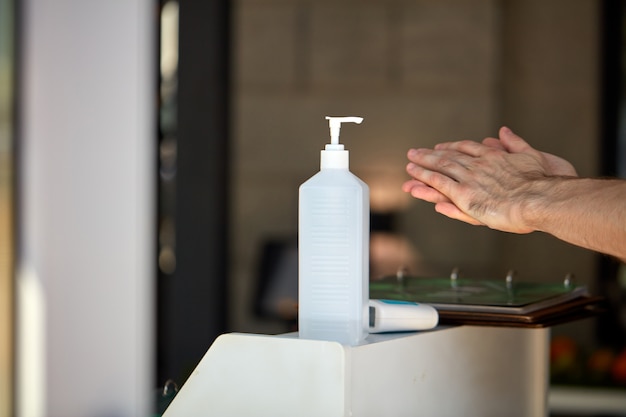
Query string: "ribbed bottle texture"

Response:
xmin=298 ymin=170 xmax=369 ymax=345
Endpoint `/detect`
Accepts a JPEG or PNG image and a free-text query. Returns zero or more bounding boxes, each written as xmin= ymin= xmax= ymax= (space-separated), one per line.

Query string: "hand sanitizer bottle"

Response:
xmin=298 ymin=116 xmax=369 ymax=346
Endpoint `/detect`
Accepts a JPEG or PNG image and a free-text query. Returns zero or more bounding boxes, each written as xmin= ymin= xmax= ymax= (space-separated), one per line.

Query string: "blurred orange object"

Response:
xmin=587 ymin=348 xmax=615 ymax=373
xmin=611 ymin=348 xmax=626 ymax=385
xmin=550 ymin=335 xmax=578 ymax=372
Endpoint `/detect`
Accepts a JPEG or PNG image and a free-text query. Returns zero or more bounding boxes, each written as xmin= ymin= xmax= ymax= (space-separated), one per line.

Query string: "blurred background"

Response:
xmin=225 ymin=0 xmax=626 ymax=397
xmin=2 ymin=0 xmax=626 ymax=416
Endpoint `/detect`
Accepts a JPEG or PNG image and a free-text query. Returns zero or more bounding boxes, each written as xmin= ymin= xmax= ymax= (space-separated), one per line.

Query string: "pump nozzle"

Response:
xmin=325 ymin=116 xmax=363 ymax=148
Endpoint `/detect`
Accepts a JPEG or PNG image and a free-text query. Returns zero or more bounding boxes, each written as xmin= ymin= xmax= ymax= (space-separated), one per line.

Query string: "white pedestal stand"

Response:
xmin=163 ymin=326 xmax=549 ymax=417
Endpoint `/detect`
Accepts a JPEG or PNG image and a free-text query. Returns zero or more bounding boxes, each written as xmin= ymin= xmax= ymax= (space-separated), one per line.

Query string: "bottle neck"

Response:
xmin=320 ymin=150 xmax=349 ymax=170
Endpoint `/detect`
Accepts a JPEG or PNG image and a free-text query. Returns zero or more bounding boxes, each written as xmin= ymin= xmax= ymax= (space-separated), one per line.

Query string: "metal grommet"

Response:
xmin=163 ymin=379 xmax=179 ymax=397
xmin=505 ymin=269 xmax=516 ymax=289
xmin=450 ymin=267 xmax=460 ymax=288
xmin=396 ymin=266 xmax=408 ymax=289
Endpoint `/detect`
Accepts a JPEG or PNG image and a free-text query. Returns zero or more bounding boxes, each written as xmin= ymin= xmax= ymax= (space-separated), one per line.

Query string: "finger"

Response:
xmin=433 ymin=140 xmax=493 ymax=158
xmin=407 ymin=149 xmax=474 ymax=178
xmin=434 ymin=202 xmax=484 ymax=226
xmin=499 ymin=126 xmax=534 ymax=153
xmin=402 ymin=178 xmax=433 ymax=193
xmin=401 ymin=178 xmax=417 ymax=193
xmin=405 ymin=162 xmax=461 ymax=202
xmin=432 ymin=141 xmax=453 ymax=150
xmin=403 ymin=180 xmax=452 ymax=204
xmin=481 ymin=137 xmax=505 ymax=150
xmin=407 ymin=147 xmax=437 ymax=160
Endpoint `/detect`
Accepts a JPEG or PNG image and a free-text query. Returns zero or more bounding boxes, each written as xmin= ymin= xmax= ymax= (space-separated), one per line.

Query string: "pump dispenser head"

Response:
xmin=321 ymin=116 xmax=363 ymax=169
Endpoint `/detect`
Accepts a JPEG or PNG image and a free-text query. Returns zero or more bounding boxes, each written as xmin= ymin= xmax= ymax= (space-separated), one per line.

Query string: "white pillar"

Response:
xmin=17 ymin=1 xmax=155 ymax=416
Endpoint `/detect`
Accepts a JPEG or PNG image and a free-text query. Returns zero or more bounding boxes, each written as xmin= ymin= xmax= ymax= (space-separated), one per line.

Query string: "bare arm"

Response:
xmin=402 ymin=127 xmax=626 ymax=260
xmin=521 ymin=176 xmax=626 ymax=260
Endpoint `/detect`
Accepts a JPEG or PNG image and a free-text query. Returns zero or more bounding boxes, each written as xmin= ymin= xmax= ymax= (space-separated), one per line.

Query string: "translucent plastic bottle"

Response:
xmin=298 ymin=116 xmax=369 ymax=346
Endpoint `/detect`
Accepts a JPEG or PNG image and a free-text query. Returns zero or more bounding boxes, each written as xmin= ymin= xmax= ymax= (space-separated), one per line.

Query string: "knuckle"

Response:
xmin=435 ymin=157 xmax=456 ymax=171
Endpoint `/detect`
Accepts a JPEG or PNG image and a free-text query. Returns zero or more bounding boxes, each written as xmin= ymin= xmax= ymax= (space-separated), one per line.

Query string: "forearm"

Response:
xmin=522 ymin=177 xmax=626 ymax=261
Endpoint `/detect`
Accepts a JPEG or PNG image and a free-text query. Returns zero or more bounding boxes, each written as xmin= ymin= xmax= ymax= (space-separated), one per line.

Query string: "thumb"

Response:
xmin=499 ymin=126 xmax=532 ymax=153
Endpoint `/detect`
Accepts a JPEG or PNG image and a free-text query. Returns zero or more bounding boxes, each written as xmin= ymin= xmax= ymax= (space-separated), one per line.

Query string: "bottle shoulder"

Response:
xmin=300 ymin=169 xmax=368 ymax=189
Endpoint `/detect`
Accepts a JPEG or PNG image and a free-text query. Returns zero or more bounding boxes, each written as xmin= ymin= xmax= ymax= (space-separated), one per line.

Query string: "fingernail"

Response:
xmin=408 ymin=148 xmax=418 ymax=157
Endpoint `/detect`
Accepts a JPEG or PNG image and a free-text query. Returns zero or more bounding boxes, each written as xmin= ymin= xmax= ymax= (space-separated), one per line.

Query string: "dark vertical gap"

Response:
xmin=155 ymin=0 xmax=170 ymax=391
xmin=596 ymin=0 xmax=625 ymax=348
xmin=155 ymin=0 xmax=163 ymax=390
xmin=157 ymin=0 xmax=230 ymax=386
xmin=600 ymin=0 xmax=621 ymax=178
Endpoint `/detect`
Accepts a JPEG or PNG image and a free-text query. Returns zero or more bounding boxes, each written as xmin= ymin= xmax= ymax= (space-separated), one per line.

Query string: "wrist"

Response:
xmin=518 ymin=176 xmax=570 ymax=233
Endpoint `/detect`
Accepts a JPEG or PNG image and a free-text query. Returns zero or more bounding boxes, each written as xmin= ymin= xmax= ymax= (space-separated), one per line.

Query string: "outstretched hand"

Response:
xmin=402 ymin=127 xmax=577 ymax=233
